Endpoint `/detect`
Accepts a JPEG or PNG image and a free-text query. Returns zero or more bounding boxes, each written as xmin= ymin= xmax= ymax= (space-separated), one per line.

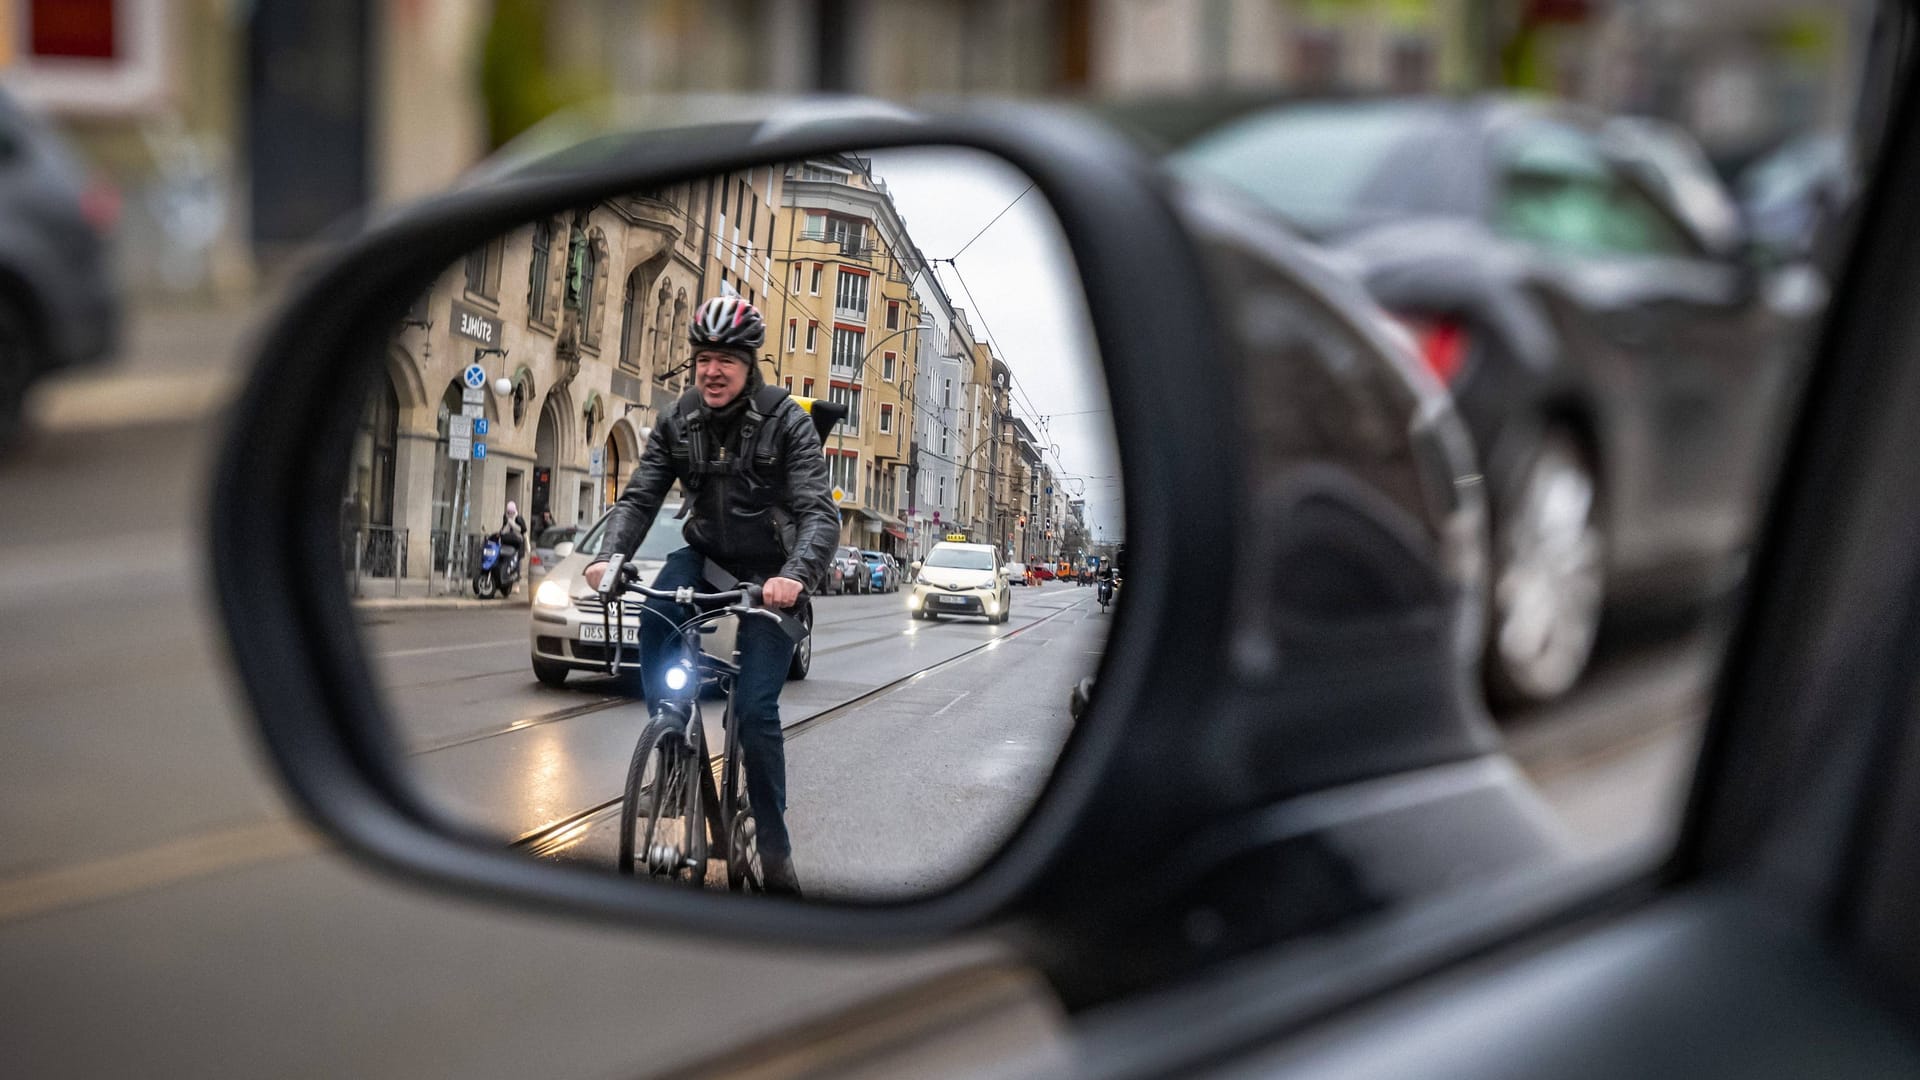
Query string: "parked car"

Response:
xmin=528 ymin=523 xmax=582 ymax=579
xmin=1150 ymin=94 xmax=1820 ymax=704
xmin=860 ymin=549 xmax=898 ymax=593
xmin=909 ymin=541 xmax=1011 ymax=623
xmin=0 ymin=88 xmax=122 ymax=447
xmin=831 ymin=545 xmax=865 ymax=594
xmin=1033 ymin=565 xmax=1056 ymax=581
xmin=1006 ymin=561 xmax=1028 ymax=585
xmin=527 ymin=507 xmax=813 ymax=687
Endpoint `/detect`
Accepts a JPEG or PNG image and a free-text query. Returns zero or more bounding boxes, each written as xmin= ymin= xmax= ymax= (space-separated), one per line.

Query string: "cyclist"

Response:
xmin=584 ymin=296 xmax=837 ymax=896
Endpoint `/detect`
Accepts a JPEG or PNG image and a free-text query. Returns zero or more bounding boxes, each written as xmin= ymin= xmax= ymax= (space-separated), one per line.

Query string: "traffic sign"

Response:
xmin=449 ymin=414 xmax=473 ymax=439
xmin=473 ymin=443 xmax=488 ymax=460
xmin=473 ymin=418 xmax=489 ymax=436
xmin=447 ymin=435 xmax=471 ymax=460
xmin=463 ymin=364 xmax=488 ymax=390
xmin=589 ymin=449 xmax=604 ymax=478
xmin=831 ymin=487 xmax=846 ymax=504
xmin=460 ymin=402 xmax=482 ymax=419
xmin=462 ymin=386 xmax=485 ymax=405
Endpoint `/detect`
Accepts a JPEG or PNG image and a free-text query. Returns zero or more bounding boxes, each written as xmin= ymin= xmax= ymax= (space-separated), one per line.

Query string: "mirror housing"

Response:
xmin=553 ymin=541 xmax=576 ymax=559
xmin=209 ymin=105 xmax=1240 ymax=951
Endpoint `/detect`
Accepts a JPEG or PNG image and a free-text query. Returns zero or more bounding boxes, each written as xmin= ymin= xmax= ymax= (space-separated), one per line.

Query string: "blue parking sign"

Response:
xmin=473 ymin=443 xmax=487 ymax=460
xmin=473 ymin=418 xmax=489 ymax=436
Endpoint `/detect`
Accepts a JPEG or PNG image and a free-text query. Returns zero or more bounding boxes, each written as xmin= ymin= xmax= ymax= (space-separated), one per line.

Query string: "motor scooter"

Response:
xmin=472 ymin=533 xmax=523 ymax=598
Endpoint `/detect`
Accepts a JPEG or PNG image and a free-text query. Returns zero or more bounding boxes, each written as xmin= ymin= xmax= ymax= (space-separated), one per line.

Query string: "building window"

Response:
xmin=829 ymin=452 xmax=859 ymax=499
xmin=882 ymin=351 xmax=896 ymax=381
xmin=802 ymin=211 xmax=827 ymax=240
xmin=879 ymin=403 xmax=893 ymax=433
xmin=786 ymin=319 xmax=797 ymax=352
xmin=937 ymin=476 xmax=945 ymax=506
xmin=464 ymin=237 xmax=502 ymax=300
xmin=528 ymin=222 xmax=551 ymax=321
xmin=827 ymin=216 xmax=867 ymax=251
xmin=619 ymin=271 xmax=640 ymax=370
xmin=835 ymin=270 xmax=868 ymax=319
xmin=886 ymin=301 xmax=900 ymax=330
xmin=792 ymin=264 xmax=802 ymax=292
xmin=810 ymin=264 xmax=822 ymax=295
xmin=784 ymin=376 xmax=793 ymax=391
xmin=830 ymin=384 xmax=862 ymax=432
xmin=940 ymin=426 xmax=949 ymax=454
xmin=832 ymin=327 xmax=864 ymax=375
xmin=803 ymin=377 xmax=815 ymax=397
xmin=943 ymin=378 xmax=952 ymax=408
xmin=806 ymin=321 xmax=818 ymax=352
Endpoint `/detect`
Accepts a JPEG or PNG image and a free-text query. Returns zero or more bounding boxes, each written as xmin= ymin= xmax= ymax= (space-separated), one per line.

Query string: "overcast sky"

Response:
xmin=864 ymin=147 xmax=1125 ymax=542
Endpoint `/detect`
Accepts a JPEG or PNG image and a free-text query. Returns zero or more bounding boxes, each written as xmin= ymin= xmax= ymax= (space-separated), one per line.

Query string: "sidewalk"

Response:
xmin=348 ymin=574 xmax=535 ymax=612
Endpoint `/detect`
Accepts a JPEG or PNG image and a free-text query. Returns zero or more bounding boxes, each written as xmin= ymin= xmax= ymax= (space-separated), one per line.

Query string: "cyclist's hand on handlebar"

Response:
xmin=762 ymin=576 xmax=804 ymax=609
xmin=584 ymin=562 xmax=608 ymax=592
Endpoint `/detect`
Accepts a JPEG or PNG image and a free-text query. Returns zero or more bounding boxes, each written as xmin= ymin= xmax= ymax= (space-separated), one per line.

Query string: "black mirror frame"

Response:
xmin=209 ymin=104 xmax=1242 ymax=947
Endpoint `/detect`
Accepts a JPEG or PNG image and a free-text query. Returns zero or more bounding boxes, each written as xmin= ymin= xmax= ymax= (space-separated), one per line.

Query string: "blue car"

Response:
xmin=861 ymin=550 xmax=899 ymax=593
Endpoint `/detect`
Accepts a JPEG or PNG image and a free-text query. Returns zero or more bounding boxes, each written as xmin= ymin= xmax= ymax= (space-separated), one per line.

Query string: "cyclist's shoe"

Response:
xmin=762 ymin=853 xmax=803 ymax=897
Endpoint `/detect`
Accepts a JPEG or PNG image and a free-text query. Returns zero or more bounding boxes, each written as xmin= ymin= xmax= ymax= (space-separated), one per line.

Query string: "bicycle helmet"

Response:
xmin=689 ymin=295 xmax=766 ymax=354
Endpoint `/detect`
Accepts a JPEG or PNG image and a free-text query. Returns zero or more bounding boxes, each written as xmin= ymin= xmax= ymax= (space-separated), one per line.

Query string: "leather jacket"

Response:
xmin=595 ymin=387 xmax=839 ymax=590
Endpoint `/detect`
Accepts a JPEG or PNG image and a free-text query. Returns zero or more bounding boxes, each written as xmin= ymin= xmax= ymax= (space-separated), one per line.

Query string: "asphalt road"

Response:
xmin=360 ymin=586 xmax=1099 ymax=899
xmin=0 ymin=318 xmax=1711 ymax=1077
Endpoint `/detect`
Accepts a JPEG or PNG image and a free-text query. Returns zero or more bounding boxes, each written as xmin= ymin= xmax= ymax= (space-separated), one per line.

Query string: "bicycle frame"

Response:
xmin=601 ymin=564 xmax=765 ymax=882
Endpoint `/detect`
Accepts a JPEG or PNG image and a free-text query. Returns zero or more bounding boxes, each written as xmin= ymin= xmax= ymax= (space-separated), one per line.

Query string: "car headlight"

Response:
xmin=535 ymin=580 xmax=572 ymax=610
xmin=985 ymin=597 xmax=999 ymax=614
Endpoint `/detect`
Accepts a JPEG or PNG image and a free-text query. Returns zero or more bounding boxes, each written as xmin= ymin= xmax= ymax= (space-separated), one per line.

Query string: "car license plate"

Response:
xmin=579 ymin=623 xmax=641 ymax=644
xmin=938 ymin=595 xmax=968 ymax=606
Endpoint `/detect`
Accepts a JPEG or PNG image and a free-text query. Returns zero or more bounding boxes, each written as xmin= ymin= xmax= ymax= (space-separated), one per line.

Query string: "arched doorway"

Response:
xmin=346 ymin=373 xmax=399 ymax=580
xmin=533 ymin=391 xmax=563 ymax=528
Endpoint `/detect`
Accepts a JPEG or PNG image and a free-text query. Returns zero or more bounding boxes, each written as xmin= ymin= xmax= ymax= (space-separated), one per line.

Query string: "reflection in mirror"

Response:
xmin=344 ymin=148 xmax=1121 ymax=901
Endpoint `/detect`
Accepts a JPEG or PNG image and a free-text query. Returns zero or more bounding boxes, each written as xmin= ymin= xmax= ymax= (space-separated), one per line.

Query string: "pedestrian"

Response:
xmin=499 ymin=500 xmax=528 ymax=566
xmin=583 ymin=296 xmax=836 ymax=897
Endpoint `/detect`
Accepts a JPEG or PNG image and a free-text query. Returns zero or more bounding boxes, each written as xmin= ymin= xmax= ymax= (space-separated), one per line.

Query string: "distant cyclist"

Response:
xmin=584 ymin=296 xmax=837 ymax=896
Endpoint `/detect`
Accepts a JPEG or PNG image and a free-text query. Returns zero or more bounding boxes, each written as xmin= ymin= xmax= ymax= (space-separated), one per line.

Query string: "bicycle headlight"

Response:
xmin=663 ymin=664 xmax=691 ymax=693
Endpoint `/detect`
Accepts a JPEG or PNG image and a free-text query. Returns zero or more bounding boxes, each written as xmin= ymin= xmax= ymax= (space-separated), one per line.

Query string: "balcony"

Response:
xmin=833 ymin=303 xmax=868 ymax=323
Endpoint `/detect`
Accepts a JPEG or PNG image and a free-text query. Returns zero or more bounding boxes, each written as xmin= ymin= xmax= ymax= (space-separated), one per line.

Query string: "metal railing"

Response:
xmin=345 ymin=525 xmax=409 ymax=598
xmin=428 ymin=530 xmax=487 ymax=597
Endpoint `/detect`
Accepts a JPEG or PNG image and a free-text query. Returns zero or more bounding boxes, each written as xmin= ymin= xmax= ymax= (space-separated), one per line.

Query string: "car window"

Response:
xmin=573 ymin=509 xmax=684 ymax=559
xmin=1166 ymin=101 xmax=1470 ymax=232
xmin=925 ymin=547 xmax=994 ymax=570
xmin=1494 ymin=122 xmax=1692 ymax=257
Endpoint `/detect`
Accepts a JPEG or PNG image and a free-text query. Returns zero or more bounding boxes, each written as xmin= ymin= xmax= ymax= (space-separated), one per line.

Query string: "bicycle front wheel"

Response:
xmin=720 ymin=741 xmax=763 ymax=893
xmin=618 ymin=714 xmax=707 ymax=882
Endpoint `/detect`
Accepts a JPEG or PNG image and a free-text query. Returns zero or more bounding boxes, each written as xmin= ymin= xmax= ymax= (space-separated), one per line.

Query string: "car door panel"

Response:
xmin=1208 ymin=892 xmax=1920 ymax=1080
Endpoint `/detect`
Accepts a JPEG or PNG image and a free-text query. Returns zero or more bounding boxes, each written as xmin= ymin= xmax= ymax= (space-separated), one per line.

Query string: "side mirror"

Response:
xmin=210 ymin=107 xmax=1222 ymax=958
xmin=554 ymin=541 xmax=576 ymax=559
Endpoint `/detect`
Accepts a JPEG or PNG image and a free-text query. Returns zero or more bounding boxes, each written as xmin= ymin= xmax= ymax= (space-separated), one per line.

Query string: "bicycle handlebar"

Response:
xmin=594 ymin=554 xmax=801 ymax=641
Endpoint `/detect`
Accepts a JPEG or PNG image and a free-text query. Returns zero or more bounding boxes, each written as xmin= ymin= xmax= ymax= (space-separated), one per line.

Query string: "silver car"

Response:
xmin=528 ymin=507 xmax=814 ymax=688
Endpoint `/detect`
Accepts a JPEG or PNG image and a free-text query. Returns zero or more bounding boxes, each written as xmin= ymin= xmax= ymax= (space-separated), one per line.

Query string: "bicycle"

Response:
xmin=595 ymin=553 xmax=803 ymax=890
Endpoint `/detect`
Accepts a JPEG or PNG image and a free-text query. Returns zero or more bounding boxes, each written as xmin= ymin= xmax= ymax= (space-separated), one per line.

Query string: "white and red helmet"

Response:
xmin=689 ymin=295 xmax=766 ymax=353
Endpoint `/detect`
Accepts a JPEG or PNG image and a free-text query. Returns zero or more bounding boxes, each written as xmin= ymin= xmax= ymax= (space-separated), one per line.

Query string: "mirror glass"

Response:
xmin=345 ymin=147 xmax=1121 ymax=901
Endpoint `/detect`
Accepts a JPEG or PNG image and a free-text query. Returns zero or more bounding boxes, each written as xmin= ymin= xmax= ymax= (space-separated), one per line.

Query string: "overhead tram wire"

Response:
xmin=936 ymin=258 xmax=1054 ymax=431
xmin=946 ymin=182 xmax=1035 ymax=262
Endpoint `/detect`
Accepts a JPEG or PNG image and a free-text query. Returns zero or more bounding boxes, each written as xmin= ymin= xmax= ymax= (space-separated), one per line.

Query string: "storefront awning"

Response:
xmin=884 ymin=525 xmax=907 ymax=541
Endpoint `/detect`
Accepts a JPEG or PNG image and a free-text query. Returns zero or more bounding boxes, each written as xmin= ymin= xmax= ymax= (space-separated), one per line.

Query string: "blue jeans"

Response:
xmin=638 ymin=546 xmax=796 ymax=859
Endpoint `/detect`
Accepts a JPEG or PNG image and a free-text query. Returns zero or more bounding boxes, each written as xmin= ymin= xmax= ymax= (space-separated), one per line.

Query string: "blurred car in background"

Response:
xmin=1006 ymin=560 xmax=1028 ymax=585
xmin=0 ymin=88 xmax=121 ymax=446
xmin=861 ymin=549 xmax=898 ymax=593
xmin=528 ymin=523 xmax=582 ymax=580
xmin=831 ymin=545 xmax=865 ymax=594
xmin=1736 ymin=131 xmax=1860 ymax=270
xmin=1149 ymin=94 xmax=1822 ymax=705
